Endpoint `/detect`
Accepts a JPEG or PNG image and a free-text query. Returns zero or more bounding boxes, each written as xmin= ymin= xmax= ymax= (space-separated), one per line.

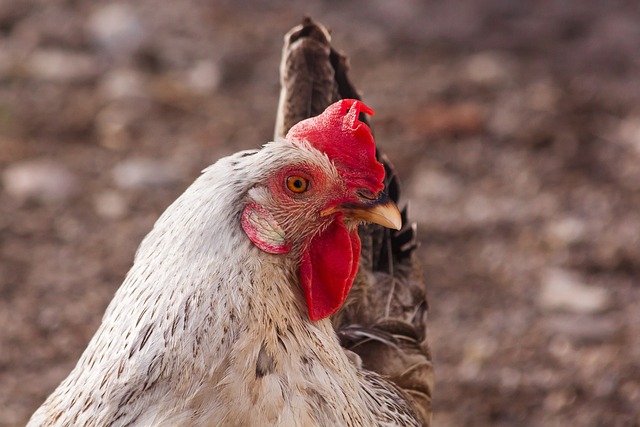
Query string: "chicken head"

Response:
xmin=242 ymin=99 xmax=401 ymax=321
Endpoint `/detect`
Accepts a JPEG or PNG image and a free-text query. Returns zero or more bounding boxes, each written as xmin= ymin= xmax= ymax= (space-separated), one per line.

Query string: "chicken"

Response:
xmin=29 ymin=19 xmax=432 ymax=427
xmin=29 ymin=98 xmax=423 ymax=426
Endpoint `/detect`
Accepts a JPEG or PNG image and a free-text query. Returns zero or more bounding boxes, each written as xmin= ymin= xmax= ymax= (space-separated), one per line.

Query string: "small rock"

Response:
xmin=546 ymin=314 xmax=619 ymax=343
xmin=0 ymin=45 xmax=16 ymax=78
xmin=539 ymin=269 xmax=611 ymax=314
xmin=2 ymin=159 xmax=78 ymax=202
xmin=186 ymin=60 xmax=222 ymax=95
xmin=544 ymin=390 xmax=576 ymax=413
xmin=527 ymin=81 xmax=560 ymax=112
xmin=0 ymin=1 xmax=29 ymax=35
xmin=87 ymin=3 xmax=146 ymax=58
xmin=545 ymin=217 xmax=587 ymax=247
xmin=406 ymin=103 xmax=486 ymax=137
xmin=594 ymin=375 xmax=618 ymax=398
xmin=463 ymin=337 xmax=497 ymax=364
xmin=464 ymin=194 xmax=494 ymax=223
xmin=488 ymin=92 xmax=525 ymax=138
xmin=15 ymin=5 xmax=85 ymax=50
xmin=93 ymin=190 xmax=128 ymax=219
xmin=95 ymin=100 xmax=151 ymax=150
xmin=99 ymin=68 xmax=147 ymax=101
xmin=112 ymin=158 xmax=180 ymax=189
xmin=410 ymin=167 xmax=462 ymax=201
xmin=620 ymin=381 xmax=640 ymax=404
xmin=617 ymin=115 xmax=640 ymax=155
xmin=36 ymin=306 xmax=62 ymax=332
xmin=25 ymin=49 xmax=100 ymax=83
xmin=462 ymin=51 xmax=513 ymax=85
xmin=498 ymin=367 xmax=522 ymax=390
xmin=548 ymin=336 xmax=574 ymax=361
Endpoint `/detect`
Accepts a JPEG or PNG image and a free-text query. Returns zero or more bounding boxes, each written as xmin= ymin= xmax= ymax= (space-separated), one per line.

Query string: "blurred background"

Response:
xmin=1 ymin=0 xmax=639 ymax=425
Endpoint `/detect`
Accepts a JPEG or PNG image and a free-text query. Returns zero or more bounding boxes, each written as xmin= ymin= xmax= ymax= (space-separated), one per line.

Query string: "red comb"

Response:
xmin=285 ymin=99 xmax=385 ymax=193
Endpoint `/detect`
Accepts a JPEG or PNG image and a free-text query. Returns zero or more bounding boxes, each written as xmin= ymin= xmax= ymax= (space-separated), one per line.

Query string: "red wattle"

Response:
xmin=300 ymin=220 xmax=361 ymax=321
xmin=345 ymin=230 xmax=361 ymax=301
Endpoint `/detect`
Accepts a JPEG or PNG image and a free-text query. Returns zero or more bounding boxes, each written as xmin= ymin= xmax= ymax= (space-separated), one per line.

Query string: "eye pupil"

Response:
xmin=286 ymin=175 xmax=309 ymax=193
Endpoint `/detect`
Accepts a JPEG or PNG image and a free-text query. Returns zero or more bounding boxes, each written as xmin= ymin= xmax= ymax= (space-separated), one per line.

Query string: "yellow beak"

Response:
xmin=321 ymin=195 xmax=402 ymax=231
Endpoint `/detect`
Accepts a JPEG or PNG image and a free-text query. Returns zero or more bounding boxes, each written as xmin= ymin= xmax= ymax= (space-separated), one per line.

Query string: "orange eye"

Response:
xmin=286 ymin=175 xmax=309 ymax=193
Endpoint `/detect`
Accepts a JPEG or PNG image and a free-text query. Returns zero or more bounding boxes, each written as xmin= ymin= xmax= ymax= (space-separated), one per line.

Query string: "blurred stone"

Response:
xmin=93 ymin=190 xmax=128 ymax=219
xmin=576 ymin=346 xmax=620 ymax=387
xmin=464 ymin=194 xmax=493 ymax=223
xmin=431 ymin=412 xmax=456 ymax=427
xmin=112 ymin=158 xmax=180 ymax=189
xmin=2 ymin=159 xmax=78 ymax=202
xmin=545 ymin=217 xmax=587 ymax=247
xmin=463 ymin=337 xmax=497 ymax=364
xmin=186 ymin=60 xmax=222 ymax=95
xmin=14 ymin=5 xmax=86 ymax=50
xmin=458 ymin=338 xmax=498 ymax=382
xmin=462 ymin=51 xmax=513 ymax=85
xmin=617 ymin=114 xmax=640 ymax=155
xmin=0 ymin=0 xmax=29 ymax=33
xmin=146 ymin=75 xmax=198 ymax=110
xmin=406 ymin=103 xmax=485 ymax=137
xmin=544 ymin=390 xmax=576 ymax=413
xmin=87 ymin=3 xmax=146 ymax=59
xmin=539 ymin=269 xmax=611 ymax=314
xmin=410 ymin=167 xmax=462 ymax=201
xmin=54 ymin=215 xmax=87 ymax=243
xmin=457 ymin=358 xmax=481 ymax=381
xmin=36 ymin=306 xmax=62 ymax=332
xmin=488 ymin=92 xmax=525 ymax=138
xmin=99 ymin=68 xmax=147 ymax=101
xmin=95 ymin=100 xmax=151 ymax=150
xmin=25 ymin=49 xmax=100 ymax=83
xmin=620 ymin=381 xmax=640 ymax=404
xmin=527 ymin=81 xmax=560 ymax=112
xmin=594 ymin=375 xmax=618 ymax=397
xmin=546 ymin=314 xmax=619 ymax=343
xmin=548 ymin=336 xmax=574 ymax=361
xmin=0 ymin=45 xmax=16 ymax=78
xmin=498 ymin=367 xmax=522 ymax=390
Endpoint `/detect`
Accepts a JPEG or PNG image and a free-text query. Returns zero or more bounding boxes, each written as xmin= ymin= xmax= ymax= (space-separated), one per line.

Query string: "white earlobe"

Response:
xmin=241 ymin=202 xmax=291 ymax=254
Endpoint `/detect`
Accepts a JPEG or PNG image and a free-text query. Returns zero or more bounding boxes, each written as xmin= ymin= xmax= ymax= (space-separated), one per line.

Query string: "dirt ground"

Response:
xmin=1 ymin=1 xmax=639 ymax=426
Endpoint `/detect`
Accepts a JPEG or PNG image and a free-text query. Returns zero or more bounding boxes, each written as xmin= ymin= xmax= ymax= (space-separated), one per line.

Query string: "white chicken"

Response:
xmin=29 ymin=16 xmax=434 ymax=426
xmin=28 ymin=99 xmax=424 ymax=426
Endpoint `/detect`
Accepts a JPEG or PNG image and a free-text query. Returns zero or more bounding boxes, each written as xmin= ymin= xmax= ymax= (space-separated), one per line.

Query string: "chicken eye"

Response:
xmin=286 ymin=175 xmax=309 ymax=193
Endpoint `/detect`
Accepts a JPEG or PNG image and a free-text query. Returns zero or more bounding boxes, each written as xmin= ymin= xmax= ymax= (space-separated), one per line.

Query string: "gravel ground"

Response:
xmin=1 ymin=1 xmax=639 ymax=426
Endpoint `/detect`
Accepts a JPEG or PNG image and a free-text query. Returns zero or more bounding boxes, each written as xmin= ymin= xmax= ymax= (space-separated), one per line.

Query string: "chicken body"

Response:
xmin=29 ymin=138 xmax=419 ymax=426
